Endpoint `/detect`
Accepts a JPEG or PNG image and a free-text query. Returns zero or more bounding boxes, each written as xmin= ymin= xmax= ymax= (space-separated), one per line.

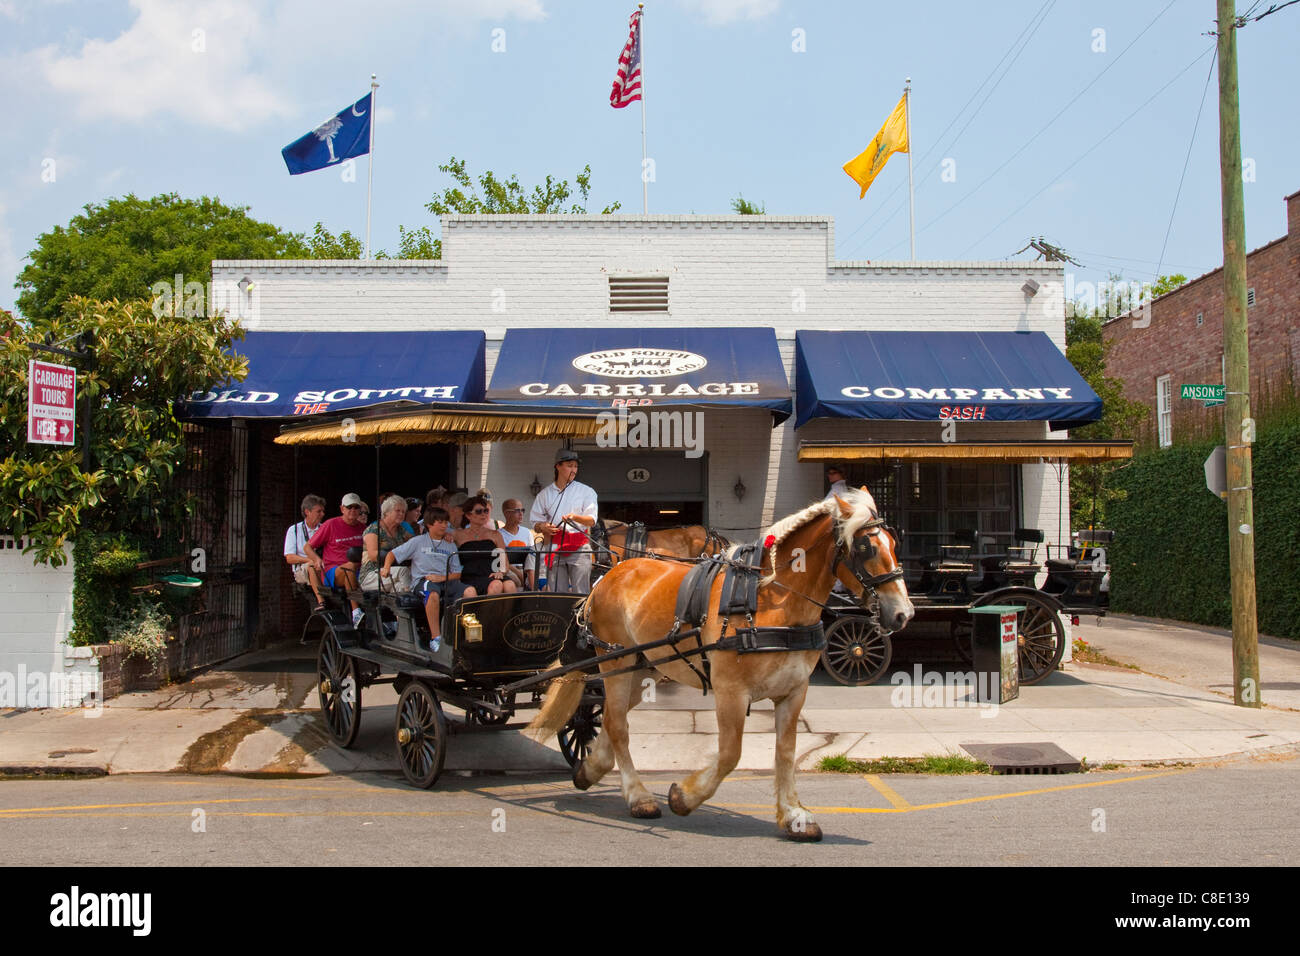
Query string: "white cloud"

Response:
xmin=676 ymin=0 xmax=780 ymax=25
xmin=26 ymin=0 xmax=293 ymax=132
xmin=17 ymin=0 xmax=548 ymax=132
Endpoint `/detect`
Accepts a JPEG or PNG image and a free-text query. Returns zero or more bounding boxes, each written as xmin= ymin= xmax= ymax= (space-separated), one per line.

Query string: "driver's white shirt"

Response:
xmin=530 ymin=480 xmax=598 ymax=552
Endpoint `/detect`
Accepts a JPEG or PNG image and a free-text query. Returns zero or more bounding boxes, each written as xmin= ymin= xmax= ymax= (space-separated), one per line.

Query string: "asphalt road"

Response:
xmin=2 ymin=757 xmax=1297 ymax=867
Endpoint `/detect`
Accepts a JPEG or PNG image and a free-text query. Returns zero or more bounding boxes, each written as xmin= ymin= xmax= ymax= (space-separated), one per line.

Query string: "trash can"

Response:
xmin=969 ymin=605 xmax=1021 ymax=704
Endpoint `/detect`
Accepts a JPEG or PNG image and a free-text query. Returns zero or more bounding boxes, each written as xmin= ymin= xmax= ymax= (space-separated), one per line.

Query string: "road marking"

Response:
xmin=862 ymin=774 xmax=912 ymax=809
xmin=714 ymin=768 xmax=1195 ymax=815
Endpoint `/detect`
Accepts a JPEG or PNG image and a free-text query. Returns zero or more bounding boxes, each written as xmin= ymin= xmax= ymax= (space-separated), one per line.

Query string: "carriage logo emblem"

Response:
xmin=572 ymin=348 xmax=707 ymax=379
xmin=503 ymin=611 xmax=567 ymax=654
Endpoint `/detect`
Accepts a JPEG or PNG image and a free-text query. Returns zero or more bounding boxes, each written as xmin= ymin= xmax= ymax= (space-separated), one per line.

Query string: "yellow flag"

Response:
xmin=843 ymin=94 xmax=909 ymax=198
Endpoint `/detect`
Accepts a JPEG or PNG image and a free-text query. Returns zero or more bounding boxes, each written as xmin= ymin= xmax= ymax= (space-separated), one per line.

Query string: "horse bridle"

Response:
xmin=832 ymin=515 xmax=905 ymax=593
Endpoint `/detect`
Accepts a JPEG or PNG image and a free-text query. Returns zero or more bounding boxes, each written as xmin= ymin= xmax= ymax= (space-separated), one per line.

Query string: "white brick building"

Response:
xmin=204 ymin=215 xmax=1106 ymax=641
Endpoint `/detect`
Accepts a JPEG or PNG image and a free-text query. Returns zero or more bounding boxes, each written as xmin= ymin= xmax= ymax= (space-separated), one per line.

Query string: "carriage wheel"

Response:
xmin=1014 ymin=595 xmax=1066 ymax=686
xmin=820 ymin=616 xmax=893 ymax=686
xmin=396 ymin=681 xmax=447 ymax=789
xmin=557 ymin=683 xmax=604 ymax=768
xmin=317 ymin=630 xmax=361 ymax=748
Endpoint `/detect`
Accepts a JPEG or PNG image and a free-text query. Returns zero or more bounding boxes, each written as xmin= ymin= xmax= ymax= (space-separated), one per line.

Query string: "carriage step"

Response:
xmin=958 ymin=742 xmax=1082 ymax=775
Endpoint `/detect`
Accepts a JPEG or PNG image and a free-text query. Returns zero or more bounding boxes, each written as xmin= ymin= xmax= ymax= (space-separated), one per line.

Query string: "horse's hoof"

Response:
xmin=572 ymin=762 xmax=592 ymax=791
xmin=783 ymin=820 xmax=824 ymax=843
xmin=668 ymin=783 xmax=692 ymax=817
xmin=629 ymin=800 xmax=661 ymax=819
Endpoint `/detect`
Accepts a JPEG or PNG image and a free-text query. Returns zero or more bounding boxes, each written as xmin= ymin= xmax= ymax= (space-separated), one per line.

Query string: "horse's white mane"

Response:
xmin=750 ymin=488 xmax=879 ymax=581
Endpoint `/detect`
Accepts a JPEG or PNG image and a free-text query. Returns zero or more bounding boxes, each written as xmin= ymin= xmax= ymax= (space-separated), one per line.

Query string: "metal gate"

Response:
xmin=169 ymin=421 xmax=254 ymax=670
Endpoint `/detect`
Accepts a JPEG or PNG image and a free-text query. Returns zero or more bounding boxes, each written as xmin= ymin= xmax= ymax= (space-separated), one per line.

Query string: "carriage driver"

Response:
xmin=530 ymin=448 xmax=598 ymax=593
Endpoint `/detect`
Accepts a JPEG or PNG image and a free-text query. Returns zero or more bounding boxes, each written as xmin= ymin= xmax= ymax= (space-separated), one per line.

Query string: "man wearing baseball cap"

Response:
xmin=529 ymin=448 xmax=598 ymax=593
xmin=303 ymin=493 xmax=369 ymax=623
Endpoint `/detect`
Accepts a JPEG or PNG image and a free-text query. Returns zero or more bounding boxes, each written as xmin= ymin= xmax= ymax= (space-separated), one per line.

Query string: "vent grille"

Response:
xmin=609 ymin=275 xmax=669 ymax=312
xmin=1247 ymin=287 xmax=1256 ymax=308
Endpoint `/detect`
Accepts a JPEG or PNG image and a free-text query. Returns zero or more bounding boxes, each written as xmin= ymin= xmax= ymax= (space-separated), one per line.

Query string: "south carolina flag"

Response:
xmin=282 ymin=93 xmax=372 ymax=175
xmin=843 ymin=94 xmax=909 ymax=198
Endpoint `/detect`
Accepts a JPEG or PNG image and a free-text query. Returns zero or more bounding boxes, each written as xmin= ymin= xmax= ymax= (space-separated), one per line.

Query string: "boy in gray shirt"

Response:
xmin=383 ymin=506 xmax=465 ymax=645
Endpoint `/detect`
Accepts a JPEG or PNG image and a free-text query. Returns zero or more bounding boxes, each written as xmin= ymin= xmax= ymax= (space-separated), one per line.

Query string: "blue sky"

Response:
xmin=1 ymin=0 xmax=1297 ymax=315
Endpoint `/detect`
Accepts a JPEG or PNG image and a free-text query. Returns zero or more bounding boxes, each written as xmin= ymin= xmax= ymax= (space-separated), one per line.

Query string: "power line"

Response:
xmin=948 ymin=46 xmax=1215 ymax=259
xmin=903 ymin=0 xmax=1181 ymax=245
xmin=1155 ymin=48 xmax=1218 ymax=280
xmin=835 ymin=0 xmax=1057 ymax=255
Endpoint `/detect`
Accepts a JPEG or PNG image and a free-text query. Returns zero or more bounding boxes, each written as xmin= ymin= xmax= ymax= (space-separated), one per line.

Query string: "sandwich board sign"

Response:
xmin=28 ymin=359 xmax=76 ymax=446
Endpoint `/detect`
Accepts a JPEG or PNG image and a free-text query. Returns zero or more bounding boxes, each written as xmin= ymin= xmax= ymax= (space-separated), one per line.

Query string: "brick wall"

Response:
xmin=1104 ymin=190 xmax=1300 ymax=439
xmin=213 ymin=215 xmax=1077 ymax=606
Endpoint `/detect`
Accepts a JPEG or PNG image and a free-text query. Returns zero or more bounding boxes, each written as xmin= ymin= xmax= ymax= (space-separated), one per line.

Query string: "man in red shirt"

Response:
xmin=304 ymin=493 xmax=368 ymax=619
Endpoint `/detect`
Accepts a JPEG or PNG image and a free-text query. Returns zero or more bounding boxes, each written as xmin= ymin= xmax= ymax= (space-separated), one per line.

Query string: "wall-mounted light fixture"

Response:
xmin=1021 ymin=278 xmax=1040 ymax=297
xmin=529 ymin=475 xmax=542 ymax=496
xmin=733 ymin=477 xmax=747 ymax=502
xmin=238 ymin=276 xmax=255 ymax=294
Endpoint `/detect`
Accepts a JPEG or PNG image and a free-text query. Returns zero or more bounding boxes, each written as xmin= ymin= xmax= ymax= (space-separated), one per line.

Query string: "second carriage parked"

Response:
xmin=818 ymin=528 xmax=1112 ymax=687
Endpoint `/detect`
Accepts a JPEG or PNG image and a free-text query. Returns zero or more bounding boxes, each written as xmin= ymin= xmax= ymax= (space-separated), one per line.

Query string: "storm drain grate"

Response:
xmin=960 ymin=742 xmax=1082 ymax=774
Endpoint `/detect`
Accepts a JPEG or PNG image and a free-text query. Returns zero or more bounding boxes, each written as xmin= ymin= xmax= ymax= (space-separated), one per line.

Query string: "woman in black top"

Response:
xmin=454 ymin=496 xmax=518 ymax=596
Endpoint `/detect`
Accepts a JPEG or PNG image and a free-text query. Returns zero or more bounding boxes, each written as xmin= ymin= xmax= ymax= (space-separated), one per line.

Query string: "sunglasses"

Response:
xmin=470 ymin=508 xmax=490 ymax=515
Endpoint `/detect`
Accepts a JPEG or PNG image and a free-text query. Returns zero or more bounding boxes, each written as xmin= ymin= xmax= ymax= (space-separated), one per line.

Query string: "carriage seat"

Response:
xmin=917 ymin=529 xmax=980 ymax=572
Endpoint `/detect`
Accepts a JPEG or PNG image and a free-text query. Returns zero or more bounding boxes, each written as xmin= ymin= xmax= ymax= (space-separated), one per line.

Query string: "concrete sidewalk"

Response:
xmin=3 ymin=616 xmax=1299 ymax=777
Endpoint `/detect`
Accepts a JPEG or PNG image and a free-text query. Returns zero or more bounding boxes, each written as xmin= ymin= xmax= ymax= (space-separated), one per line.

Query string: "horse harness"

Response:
xmin=580 ymin=519 xmax=899 ymax=694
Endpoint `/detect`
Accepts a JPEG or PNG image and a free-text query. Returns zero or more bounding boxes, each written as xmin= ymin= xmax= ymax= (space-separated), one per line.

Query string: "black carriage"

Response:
xmin=302 ymin=581 xmax=603 ymax=789
xmin=818 ymin=527 xmax=1112 ymax=687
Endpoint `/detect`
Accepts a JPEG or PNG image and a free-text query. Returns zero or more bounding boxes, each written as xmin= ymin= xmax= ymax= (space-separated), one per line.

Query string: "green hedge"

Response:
xmin=1109 ymin=411 xmax=1300 ymax=640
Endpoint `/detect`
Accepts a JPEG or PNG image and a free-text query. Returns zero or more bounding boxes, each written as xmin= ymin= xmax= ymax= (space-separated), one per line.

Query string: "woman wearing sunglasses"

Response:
xmin=454 ymin=495 xmax=520 ymax=596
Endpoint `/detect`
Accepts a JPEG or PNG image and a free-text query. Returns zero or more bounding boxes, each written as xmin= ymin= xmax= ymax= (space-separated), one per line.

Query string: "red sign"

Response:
xmin=28 ymin=359 xmax=76 ymax=446
xmin=1001 ymin=611 xmax=1017 ymax=643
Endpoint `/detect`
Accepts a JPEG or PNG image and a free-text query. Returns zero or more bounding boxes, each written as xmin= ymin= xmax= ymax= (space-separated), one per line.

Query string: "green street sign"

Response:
xmin=1181 ymin=383 xmax=1224 ymax=402
xmin=1181 ymin=383 xmax=1225 ymax=407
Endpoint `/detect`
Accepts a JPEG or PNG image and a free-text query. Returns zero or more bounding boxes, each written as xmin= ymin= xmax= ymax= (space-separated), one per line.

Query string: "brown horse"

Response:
xmin=530 ymin=489 xmax=913 ymax=840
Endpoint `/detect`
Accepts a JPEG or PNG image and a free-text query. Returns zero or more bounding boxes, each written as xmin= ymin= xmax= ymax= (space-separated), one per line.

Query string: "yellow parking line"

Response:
xmin=716 ymin=768 xmax=1194 ymax=816
xmin=862 ymin=774 xmax=912 ymax=809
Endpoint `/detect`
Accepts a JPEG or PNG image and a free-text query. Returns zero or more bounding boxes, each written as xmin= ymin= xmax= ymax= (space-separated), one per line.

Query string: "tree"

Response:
xmin=730 ymin=194 xmax=766 ymax=215
xmin=0 ymin=299 xmax=246 ymax=564
xmin=300 ymin=222 xmax=364 ymax=259
xmin=424 ymin=156 xmax=622 ymax=217
xmin=15 ymin=194 xmax=312 ymax=321
xmin=1064 ymin=307 xmax=1148 ymax=531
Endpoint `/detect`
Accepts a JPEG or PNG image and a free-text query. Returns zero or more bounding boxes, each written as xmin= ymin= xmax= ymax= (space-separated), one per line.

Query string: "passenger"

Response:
xmin=446 ymin=491 xmax=469 ymax=532
xmin=456 ymin=495 xmax=519 ymax=595
xmin=284 ymin=494 xmax=327 ymax=603
xmin=531 ymin=448 xmax=598 ymax=593
xmin=499 ymin=498 xmax=536 ymax=589
xmin=403 ymin=497 xmax=422 ymax=535
xmin=360 ymin=495 xmax=414 ymax=592
xmin=304 ymin=493 xmax=368 ymax=623
xmin=383 ymin=506 xmax=465 ymax=648
xmin=476 ymin=487 xmax=504 ymax=529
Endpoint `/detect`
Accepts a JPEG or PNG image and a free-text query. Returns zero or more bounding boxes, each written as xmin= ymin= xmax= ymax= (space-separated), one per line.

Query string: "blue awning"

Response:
xmin=486 ymin=328 xmax=793 ymax=424
xmin=178 ymin=331 xmax=486 ymax=419
xmin=794 ymin=330 xmax=1102 ymax=430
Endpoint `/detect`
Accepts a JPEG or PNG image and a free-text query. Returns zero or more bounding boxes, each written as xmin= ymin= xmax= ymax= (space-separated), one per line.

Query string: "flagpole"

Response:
xmin=904 ymin=77 xmax=914 ymax=261
xmin=639 ymin=4 xmax=648 ymax=214
xmin=365 ymin=73 xmax=378 ymax=260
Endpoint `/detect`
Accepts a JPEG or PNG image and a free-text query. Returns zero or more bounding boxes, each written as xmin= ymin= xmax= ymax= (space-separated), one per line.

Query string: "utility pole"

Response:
xmin=1215 ymin=0 xmax=1260 ymax=707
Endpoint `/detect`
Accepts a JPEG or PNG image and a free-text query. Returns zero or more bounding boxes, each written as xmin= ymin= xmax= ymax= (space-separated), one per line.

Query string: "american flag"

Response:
xmin=609 ymin=10 xmax=643 ymax=109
